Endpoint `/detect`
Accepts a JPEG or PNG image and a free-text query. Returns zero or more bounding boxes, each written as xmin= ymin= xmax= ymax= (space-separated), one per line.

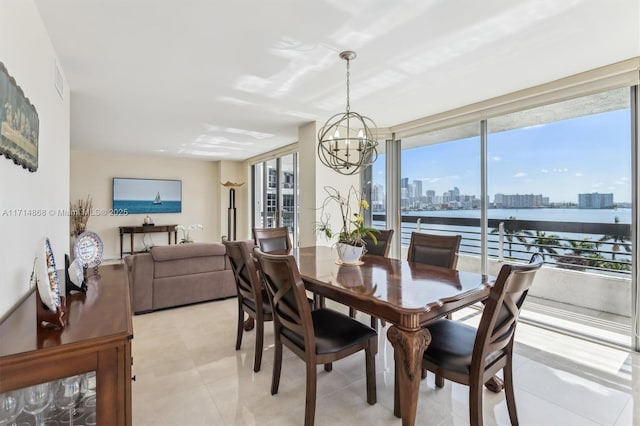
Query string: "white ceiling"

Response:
xmin=34 ymin=0 xmax=639 ymax=161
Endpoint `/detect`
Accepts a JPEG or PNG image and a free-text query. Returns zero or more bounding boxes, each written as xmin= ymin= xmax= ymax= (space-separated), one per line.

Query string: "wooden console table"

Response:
xmin=0 ymin=264 xmax=134 ymax=425
xmin=119 ymin=224 xmax=177 ymax=259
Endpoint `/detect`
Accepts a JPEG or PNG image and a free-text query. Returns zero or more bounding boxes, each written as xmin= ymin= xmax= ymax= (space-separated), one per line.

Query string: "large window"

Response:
xmin=487 ymin=88 xmax=632 ymax=270
xmin=375 ymin=84 xmax=635 ymax=348
xmin=252 ymin=153 xmax=298 ymax=246
xmin=399 ymin=123 xmax=481 ymax=252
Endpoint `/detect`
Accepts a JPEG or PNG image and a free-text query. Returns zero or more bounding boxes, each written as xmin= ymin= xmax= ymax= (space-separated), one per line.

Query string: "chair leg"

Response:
xmin=365 ymin=341 xmax=377 ymax=405
xmin=305 ymin=362 xmax=317 ymax=426
xmin=253 ymin=316 xmax=264 ymax=372
xmin=504 ymin=358 xmax=519 ymax=426
xmin=235 ymin=303 xmax=244 ymax=350
xmin=370 ymin=316 xmax=378 ymax=330
xmin=349 ymin=307 xmax=357 ymax=318
xmin=271 ymin=335 xmax=283 ymax=395
xmin=469 ymin=379 xmax=484 ymax=426
xmin=421 ymin=368 xmax=427 ymax=380
xmin=435 ymin=373 xmax=444 ymax=388
xmin=393 ymin=359 xmax=400 ymax=418
xmin=324 ymin=363 xmax=333 ymax=372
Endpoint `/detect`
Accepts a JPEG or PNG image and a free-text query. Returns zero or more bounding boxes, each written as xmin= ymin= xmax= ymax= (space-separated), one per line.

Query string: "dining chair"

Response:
xmin=223 ymin=240 xmax=273 ymax=372
xmin=253 ymin=226 xmax=292 ymax=254
xmin=350 ymin=229 xmax=394 ymax=328
xmin=407 ymin=232 xmax=462 ymax=268
xmin=418 ymin=253 xmax=543 ymax=426
xmin=362 ymin=229 xmax=394 ymax=257
xmin=254 ymin=249 xmax=377 ymax=426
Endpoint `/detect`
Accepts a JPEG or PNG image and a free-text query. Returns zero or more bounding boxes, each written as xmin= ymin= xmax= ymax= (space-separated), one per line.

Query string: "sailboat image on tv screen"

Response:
xmin=152 ymin=191 xmax=162 ymax=205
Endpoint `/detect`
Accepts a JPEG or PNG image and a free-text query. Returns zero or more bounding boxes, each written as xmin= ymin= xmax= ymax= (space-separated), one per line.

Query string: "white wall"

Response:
xmin=297 ymin=121 xmax=359 ymax=248
xmin=0 ymin=1 xmax=71 ymax=318
xmin=70 ymin=150 xmax=225 ymax=260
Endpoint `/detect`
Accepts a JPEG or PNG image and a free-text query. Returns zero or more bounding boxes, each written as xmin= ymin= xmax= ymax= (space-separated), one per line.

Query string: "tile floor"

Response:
xmin=132 ymin=298 xmax=640 ymax=425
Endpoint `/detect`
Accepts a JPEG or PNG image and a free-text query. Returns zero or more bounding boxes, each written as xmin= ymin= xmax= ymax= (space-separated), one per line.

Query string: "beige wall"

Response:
xmin=297 ymin=121 xmax=359 ymax=248
xmin=0 ymin=1 xmax=71 ymax=318
xmin=70 ymin=150 xmax=234 ymax=260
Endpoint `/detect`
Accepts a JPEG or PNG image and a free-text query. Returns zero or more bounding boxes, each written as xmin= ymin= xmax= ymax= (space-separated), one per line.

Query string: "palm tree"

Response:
xmin=490 ymin=216 xmax=533 ymax=259
xmin=598 ymin=216 xmax=631 ymax=261
xmin=557 ymin=238 xmax=599 ymax=270
xmin=566 ymin=238 xmax=597 ymax=256
xmin=526 ymin=231 xmax=560 ymax=260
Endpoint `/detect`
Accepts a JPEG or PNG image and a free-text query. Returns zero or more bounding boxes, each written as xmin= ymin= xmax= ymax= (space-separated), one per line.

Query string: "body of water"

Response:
xmin=376 ymin=208 xmax=632 ymax=224
xmin=372 ymin=208 xmax=633 ymax=267
xmin=113 ymin=200 xmax=181 ymax=214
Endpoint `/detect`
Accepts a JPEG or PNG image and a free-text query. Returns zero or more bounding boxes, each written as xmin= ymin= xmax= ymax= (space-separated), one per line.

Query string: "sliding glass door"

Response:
xmin=374 ymin=86 xmax=636 ymax=348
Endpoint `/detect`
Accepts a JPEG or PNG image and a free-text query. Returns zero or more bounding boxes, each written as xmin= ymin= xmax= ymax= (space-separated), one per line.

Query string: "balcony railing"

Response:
xmin=373 ymin=214 xmax=632 ymax=275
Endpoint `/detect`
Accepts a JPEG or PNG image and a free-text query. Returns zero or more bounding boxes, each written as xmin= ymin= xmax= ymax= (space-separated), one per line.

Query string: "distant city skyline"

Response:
xmin=373 ymin=108 xmax=632 ymax=204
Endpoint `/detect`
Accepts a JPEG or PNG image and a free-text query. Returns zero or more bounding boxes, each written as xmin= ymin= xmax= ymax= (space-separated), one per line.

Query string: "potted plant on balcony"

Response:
xmin=315 ymin=186 xmax=379 ymax=264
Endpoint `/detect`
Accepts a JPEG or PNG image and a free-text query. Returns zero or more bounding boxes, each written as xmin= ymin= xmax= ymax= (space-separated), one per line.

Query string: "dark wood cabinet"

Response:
xmin=0 ymin=264 xmax=133 ymax=425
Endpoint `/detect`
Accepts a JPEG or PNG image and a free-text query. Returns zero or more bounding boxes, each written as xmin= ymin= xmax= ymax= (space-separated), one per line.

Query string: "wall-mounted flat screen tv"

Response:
xmin=113 ymin=178 xmax=182 ymax=214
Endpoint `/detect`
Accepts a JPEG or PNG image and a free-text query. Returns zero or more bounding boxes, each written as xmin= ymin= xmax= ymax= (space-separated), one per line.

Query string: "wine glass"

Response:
xmin=22 ymin=382 xmax=53 ymax=426
xmin=54 ymin=376 xmax=81 ymax=426
xmin=0 ymin=389 xmax=23 ymax=425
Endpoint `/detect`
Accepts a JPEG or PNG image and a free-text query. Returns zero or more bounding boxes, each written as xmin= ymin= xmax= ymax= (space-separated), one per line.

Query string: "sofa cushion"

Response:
xmin=151 ymin=243 xmax=226 ymax=261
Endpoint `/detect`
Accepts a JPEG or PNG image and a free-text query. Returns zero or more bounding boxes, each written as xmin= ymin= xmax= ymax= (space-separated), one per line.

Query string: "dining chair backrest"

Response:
xmin=254 ymin=249 xmax=315 ymax=352
xmin=254 ymin=248 xmax=378 ymax=426
xmin=223 ymin=240 xmax=263 ymax=310
xmin=362 ymin=229 xmax=394 ymax=257
xmin=223 ymin=239 xmax=274 ymax=372
xmin=418 ymin=253 xmax=543 ymax=425
xmin=474 ymin=252 xmax=543 ymax=364
xmin=253 ymin=227 xmax=292 ymax=254
xmin=407 ymin=232 xmax=461 ymax=269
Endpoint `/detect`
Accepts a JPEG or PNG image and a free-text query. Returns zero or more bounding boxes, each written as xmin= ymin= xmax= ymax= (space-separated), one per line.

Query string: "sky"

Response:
xmin=374 ymin=108 xmax=632 ymax=204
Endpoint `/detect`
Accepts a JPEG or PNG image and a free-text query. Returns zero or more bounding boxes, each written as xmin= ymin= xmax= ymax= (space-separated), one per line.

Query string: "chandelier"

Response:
xmin=317 ymin=51 xmax=378 ymax=175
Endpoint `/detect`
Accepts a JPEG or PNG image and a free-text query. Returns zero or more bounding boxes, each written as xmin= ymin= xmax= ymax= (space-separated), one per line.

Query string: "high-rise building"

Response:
xmin=412 ymin=180 xmax=423 ymax=199
xmin=578 ymin=192 xmax=614 ymax=209
xmin=372 ymin=183 xmax=385 ymax=212
xmin=451 ymin=186 xmax=460 ymax=201
xmin=426 ymin=190 xmax=435 ymax=206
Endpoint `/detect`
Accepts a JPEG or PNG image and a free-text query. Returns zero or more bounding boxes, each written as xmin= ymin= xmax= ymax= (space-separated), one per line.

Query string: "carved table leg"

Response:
xmin=387 ymin=326 xmax=431 ymax=426
xmin=485 ymin=376 xmax=504 ymax=392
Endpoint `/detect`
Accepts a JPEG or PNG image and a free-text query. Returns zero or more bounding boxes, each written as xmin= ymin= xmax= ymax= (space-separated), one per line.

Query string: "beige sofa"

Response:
xmin=125 ymin=242 xmax=236 ymax=314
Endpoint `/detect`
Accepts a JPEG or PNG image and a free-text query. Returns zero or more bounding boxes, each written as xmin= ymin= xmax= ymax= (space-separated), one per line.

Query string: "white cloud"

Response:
xmin=514 ymin=172 xmax=526 ymax=178
xmin=575 ymin=172 xmax=583 ymax=177
xmin=541 ymin=168 xmax=549 ymax=173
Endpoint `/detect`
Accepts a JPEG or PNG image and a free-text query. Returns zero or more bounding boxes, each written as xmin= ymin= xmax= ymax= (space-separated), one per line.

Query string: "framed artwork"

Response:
xmin=0 ymin=62 xmax=39 ymax=172
xmin=113 ymin=177 xmax=182 ymax=214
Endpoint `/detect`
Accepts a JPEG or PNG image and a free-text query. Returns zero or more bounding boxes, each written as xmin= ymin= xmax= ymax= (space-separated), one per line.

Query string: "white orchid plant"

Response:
xmin=177 ymin=224 xmax=203 ymax=243
xmin=315 ymin=186 xmax=379 ymax=247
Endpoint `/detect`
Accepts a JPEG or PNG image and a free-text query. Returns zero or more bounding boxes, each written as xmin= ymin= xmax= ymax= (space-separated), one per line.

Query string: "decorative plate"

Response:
xmin=68 ymin=257 xmax=85 ymax=288
xmin=74 ymin=231 xmax=104 ymax=268
xmin=38 ymin=237 xmax=61 ymax=312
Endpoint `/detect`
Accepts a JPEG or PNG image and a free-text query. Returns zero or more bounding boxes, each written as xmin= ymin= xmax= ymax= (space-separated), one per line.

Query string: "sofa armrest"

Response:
xmin=125 ymin=253 xmax=154 ymax=313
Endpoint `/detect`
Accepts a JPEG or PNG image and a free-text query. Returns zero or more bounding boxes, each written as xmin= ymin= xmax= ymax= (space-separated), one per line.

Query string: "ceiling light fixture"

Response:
xmin=317 ymin=51 xmax=378 ymax=175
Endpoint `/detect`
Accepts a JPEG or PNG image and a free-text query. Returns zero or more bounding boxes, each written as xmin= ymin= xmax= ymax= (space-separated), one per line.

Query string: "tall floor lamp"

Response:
xmin=222 ymin=181 xmax=244 ymax=241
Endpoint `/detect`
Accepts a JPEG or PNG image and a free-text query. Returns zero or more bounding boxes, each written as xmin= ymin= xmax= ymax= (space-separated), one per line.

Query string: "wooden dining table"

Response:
xmin=293 ymin=246 xmax=493 ymax=426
